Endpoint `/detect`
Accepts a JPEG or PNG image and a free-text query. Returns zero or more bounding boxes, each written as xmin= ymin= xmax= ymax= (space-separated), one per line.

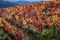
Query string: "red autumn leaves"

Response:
xmin=0 ymin=2 xmax=60 ymax=31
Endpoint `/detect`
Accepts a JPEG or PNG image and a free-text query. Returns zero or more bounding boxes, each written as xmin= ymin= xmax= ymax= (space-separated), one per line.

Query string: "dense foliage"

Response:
xmin=0 ymin=1 xmax=60 ymax=40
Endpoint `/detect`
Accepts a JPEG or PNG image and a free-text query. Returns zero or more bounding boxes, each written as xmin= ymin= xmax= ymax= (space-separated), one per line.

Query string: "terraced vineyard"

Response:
xmin=0 ymin=1 xmax=60 ymax=40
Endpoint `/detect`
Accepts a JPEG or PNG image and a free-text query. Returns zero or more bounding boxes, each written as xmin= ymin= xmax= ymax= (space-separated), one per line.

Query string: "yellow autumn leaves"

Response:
xmin=0 ymin=18 xmax=3 ymax=27
xmin=52 ymin=15 xmax=60 ymax=25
